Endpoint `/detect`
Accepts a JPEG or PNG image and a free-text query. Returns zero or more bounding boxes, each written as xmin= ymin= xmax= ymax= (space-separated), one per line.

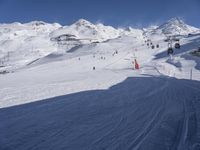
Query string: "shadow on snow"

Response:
xmin=1 ymin=77 xmax=200 ymax=150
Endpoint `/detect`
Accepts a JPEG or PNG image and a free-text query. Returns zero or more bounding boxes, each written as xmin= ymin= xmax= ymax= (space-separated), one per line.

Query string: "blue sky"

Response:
xmin=0 ymin=0 xmax=199 ymax=28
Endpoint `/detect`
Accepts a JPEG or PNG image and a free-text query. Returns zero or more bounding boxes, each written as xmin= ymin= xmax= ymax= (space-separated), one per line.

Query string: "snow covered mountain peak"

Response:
xmin=71 ymin=18 xmax=98 ymax=32
xmin=50 ymin=18 xmax=121 ymax=42
xmin=74 ymin=19 xmax=94 ymax=26
xmin=165 ymin=17 xmax=185 ymax=25
xmin=26 ymin=21 xmax=47 ymax=26
xmin=1 ymin=18 xmax=200 ymax=72
xmin=156 ymin=17 xmax=199 ymax=35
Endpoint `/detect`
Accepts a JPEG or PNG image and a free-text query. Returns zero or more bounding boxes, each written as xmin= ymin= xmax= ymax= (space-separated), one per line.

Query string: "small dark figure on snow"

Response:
xmin=93 ymin=66 xmax=96 ymax=70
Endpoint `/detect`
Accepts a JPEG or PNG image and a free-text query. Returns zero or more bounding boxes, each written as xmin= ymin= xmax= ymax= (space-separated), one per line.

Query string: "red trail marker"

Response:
xmin=134 ymin=59 xmax=139 ymax=70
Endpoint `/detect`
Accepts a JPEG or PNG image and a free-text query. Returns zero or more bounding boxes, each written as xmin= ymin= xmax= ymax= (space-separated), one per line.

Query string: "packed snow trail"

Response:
xmin=0 ymin=18 xmax=200 ymax=150
xmin=0 ymin=77 xmax=200 ymax=150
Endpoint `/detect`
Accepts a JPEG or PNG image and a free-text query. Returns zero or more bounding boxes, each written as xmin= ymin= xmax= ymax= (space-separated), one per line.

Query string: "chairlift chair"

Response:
xmin=168 ymin=47 xmax=173 ymax=55
xmin=175 ymin=43 xmax=180 ymax=49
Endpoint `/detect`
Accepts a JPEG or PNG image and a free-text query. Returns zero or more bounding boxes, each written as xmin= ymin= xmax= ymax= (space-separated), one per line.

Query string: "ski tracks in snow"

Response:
xmin=1 ymin=77 xmax=200 ymax=150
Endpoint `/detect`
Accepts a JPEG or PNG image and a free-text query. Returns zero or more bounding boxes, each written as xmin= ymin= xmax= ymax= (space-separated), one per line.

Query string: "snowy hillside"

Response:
xmin=146 ymin=17 xmax=199 ymax=36
xmin=0 ymin=18 xmax=199 ymax=72
xmin=0 ymin=18 xmax=200 ymax=150
xmin=0 ymin=21 xmax=61 ymax=70
xmin=118 ymin=27 xmax=144 ymax=40
xmin=50 ymin=19 xmax=121 ymax=41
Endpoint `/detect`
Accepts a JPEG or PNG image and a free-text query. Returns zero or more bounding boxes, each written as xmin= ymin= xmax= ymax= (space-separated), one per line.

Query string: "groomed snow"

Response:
xmin=0 ymin=18 xmax=200 ymax=150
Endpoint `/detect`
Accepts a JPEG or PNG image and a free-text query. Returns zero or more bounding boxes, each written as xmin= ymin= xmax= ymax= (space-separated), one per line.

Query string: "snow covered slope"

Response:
xmin=1 ymin=77 xmax=200 ymax=150
xmin=118 ymin=27 xmax=144 ymax=40
xmin=0 ymin=18 xmax=199 ymax=72
xmin=0 ymin=19 xmax=144 ymax=71
xmin=0 ymin=18 xmax=200 ymax=150
xmin=1 ymin=30 xmax=200 ymax=107
xmin=146 ymin=17 xmax=199 ymax=36
xmin=50 ymin=19 xmax=121 ymax=42
xmin=0 ymin=21 xmax=61 ymax=70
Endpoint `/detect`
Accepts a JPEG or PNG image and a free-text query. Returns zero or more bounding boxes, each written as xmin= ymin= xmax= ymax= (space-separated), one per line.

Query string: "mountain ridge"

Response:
xmin=0 ymin=17 xmax=199 ymax=71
